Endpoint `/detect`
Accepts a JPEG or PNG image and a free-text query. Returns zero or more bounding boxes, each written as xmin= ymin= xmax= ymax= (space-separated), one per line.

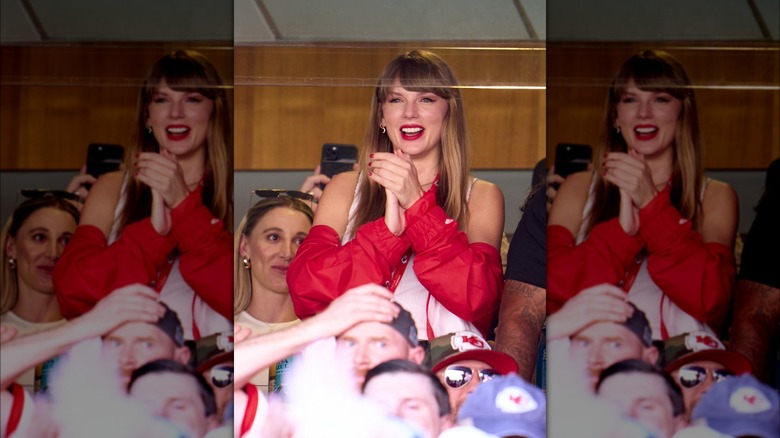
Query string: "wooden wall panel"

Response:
xmin=233 ymin=44 xmax=546 ymax=170
xmin=1 ymin=43 xmax=233 ymax=170
xmin=547 ymin=43 xmax=780 ymax=170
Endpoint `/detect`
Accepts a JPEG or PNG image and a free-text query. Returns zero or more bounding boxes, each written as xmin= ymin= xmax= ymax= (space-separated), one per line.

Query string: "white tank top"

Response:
xmin=576 ymin=177 xmax=715 ymax=340
xmin=110 ymin=176 xmax=231 ymax=340
xmin=342 ymin=173 xmax=479 ymax=340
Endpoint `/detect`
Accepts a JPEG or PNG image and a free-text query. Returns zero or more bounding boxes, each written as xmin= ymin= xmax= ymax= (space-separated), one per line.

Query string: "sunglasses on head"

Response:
xmin=442 ymin=365 xmax=499 ymax=389
xmin=250 ymin=189 xmax=315 ymax=208
xmin=209 ymin=364 xmax=233 ymax=388
xmin=677 ymin=365 xmax=733 ymax=389
xmin=16 ymin=188 xmax=81 ymax=206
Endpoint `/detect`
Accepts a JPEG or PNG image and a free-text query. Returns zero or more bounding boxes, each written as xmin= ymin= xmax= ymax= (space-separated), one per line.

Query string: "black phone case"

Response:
xmin=555 ymin=143 xmax=592 ymax=179
xmin=320 ymin=144 xmax=358 ymax=189
xmin=86 ymin=143 xmax=124 ymax=180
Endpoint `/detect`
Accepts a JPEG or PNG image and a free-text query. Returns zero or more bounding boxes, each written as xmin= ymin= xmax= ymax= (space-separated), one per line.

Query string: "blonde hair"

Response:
xmin=118 ymin=49 xmax=233 ymax=235
xmin=1 ymin=196 xmax=79 ymax=314
xmin=351 ymin=50 xmax=471 ymax=237
xmin=234 ymin=197 xmax=313 ymax=314
xmin=586 ymin=49 xmax=703 ymax=236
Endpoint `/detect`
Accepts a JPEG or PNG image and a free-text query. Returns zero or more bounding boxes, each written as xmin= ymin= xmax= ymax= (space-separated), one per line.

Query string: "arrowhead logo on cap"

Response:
xmin=496 ymin=387 xmax=538 ymax=414
xmin=729 ymin=387 xmax=771 ymax=413
xmin=450 ymin=331 xmax=489 ymax=352
xmin=684 ymin=331 xmax=723 ymax=352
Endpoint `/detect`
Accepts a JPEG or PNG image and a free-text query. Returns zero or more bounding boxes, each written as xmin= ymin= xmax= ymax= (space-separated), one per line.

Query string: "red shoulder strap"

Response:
xmin=240 ymin=384 xmax=259 ymax=437
xmin=6 ymin=383 xmax=25 ymax=437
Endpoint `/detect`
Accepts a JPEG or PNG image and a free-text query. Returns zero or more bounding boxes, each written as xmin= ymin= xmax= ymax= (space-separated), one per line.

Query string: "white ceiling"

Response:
xmin=1 ymin=0 xmax=777 ymax=43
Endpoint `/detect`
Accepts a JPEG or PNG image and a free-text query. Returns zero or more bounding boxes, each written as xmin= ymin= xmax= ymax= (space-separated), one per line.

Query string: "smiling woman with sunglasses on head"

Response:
xmin=234 ymin=193 xmax=314 ymax=389
xmin=1 ymin=195 xmax=80 ymax=362
xmin=52 ymin=50 xmax=233 ymax=341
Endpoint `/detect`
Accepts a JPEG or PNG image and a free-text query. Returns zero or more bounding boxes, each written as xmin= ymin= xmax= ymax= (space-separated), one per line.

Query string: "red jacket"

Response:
xmin=53 ymin=185 xmax=233 ymax=320
xmin=547 ymin=186 xmax=734 ymax=332
xmin=287 ymin=188 xmax=503 ymax=338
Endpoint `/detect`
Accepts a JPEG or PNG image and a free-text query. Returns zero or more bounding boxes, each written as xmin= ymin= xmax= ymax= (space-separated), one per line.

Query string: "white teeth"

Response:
xmin=167 ymin=127 xmax=188 ymax=134
xmin=401 ymin=127 xmax=423 ymax=134
xmin=635 ymin=127 xmax=657 ymax=134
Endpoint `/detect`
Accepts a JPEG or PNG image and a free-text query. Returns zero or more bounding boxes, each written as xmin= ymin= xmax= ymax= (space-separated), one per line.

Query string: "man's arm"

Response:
xmin=728 ymin=279 xmax=780 ymax=383
xmin=494 ymin=279 xmax=546 ymax=381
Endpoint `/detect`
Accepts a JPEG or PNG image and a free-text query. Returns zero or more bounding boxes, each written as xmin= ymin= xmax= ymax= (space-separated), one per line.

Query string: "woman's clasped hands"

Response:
xmin=134 ymin=148 xmax=192 ymax=235
xmin=602 ymin=149 xmax=660 ymax=235
xmin=368 ymin=149 xmax=426 ymax=236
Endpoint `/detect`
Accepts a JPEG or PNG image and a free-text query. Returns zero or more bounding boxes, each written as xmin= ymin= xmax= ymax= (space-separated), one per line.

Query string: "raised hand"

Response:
xmin=299 ymin=164 xmax=330 ymax=213
xmin=65 ymin=165 xmax=97 ymax=205
xmin=368 ymin=149 xmax=424 ymax=209
xmin=134 ymin=149 xmax=191 ymax=210
xmin=311 ymin=283 xmax=400 ymax=337
xmin=547 ymin=283 xmax=633 ymax=341
xmin=602 ymin=150 xmax=659 ymax=209
xmin=72 ymin=283 xmax=165 ymax=339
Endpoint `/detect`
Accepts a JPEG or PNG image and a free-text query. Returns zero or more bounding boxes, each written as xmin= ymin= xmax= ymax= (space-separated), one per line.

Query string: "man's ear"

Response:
xmin=643 ymin=345 xmax=660 ymax=366
xmin=174 ymin=345 xmax=191 ymax=365
xmin=408 ymin=346 xmax=425 ymax=365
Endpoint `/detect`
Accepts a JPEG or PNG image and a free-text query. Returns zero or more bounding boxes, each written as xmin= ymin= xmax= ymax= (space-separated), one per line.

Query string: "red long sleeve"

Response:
xmin=402 ymin=189 xmax=503 ymax=338
xmin=53 ymin=219 xmax=176 ymax=319
xmin=287 ymin=219 xmax=412 ymax=318
xmin=547 ymin=219 xmax=645 ymax=315
xmin=169 ymin=188 xmax=233 ymax=320
xmin=54 ymin=187 xmax=233 ymax=321
xmin=638 ymin=188 xmax=735 ymax=332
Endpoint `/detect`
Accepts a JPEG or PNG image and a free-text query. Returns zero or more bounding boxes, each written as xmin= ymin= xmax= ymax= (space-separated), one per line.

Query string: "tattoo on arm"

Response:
xmin=729 ymin=280 xmax=780 ymax=382
xmin=494 ymin=279 xmax=546 ymax=382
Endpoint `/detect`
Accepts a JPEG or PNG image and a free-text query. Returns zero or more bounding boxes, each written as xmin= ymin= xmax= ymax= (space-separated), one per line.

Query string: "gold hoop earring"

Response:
xmin=242 ymin=256 xmax=250 ymax=270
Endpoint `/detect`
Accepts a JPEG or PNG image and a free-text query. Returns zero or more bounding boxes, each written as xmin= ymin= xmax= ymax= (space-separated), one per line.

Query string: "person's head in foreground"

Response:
xmin=662 ymin=331 xmax=752 ymax=422
xmin=128 ymin=358 xmax=218 ymax=438
xmin=691 ymin=373 xmax=779 ymax=438
xmin=425 ymin=330 xmax=519 ymax=418
xmin=457 ymin=373 xmax=546 ymax=438
xmin=596 ymin=359 xmax=686 ymax=438
xmin=193 ymin=331 xmax=234 ymax=422
xmin=363 ymin=359 xmax=452 ymax=438
xmin=102 ymin=301 xmax=191 ymax=386
xmin=569 ymin=301 xmax=658 ymax=390
xmin=336 ymin=302 xmax=424 ymax=387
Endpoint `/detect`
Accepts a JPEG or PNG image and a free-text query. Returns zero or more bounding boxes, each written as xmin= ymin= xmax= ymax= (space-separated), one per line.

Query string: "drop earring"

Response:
xmin=242 ymin=256 xmax=251 ymax=270
xmin=380 ymin=124 xmax=386 ymax=134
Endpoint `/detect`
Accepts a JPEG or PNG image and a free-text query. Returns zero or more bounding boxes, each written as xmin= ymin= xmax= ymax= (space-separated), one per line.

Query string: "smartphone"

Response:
xmin=554 ymin=143 xmax=592 ymax=179
xmin=86 ymin=143 xmax=124 ymax=181
xmin=319 ymin=143 xmax=358 ymax=189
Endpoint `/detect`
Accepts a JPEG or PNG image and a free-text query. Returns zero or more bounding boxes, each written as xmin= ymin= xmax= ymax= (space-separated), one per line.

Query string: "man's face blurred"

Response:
xmin=335 ymin=322 xmax=418 ymax=388
xmin=129 ymin=372 xmax=213 ymax=438
xmin=569 ymin=322 xmax=655 ymax=390
xmin=598 ymin=371 xmax=684 ymax=438
xmin=102 ymin=322 xmax=189 ymax=386
xmin=363 ymin=372 xmax=449 ymax=438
